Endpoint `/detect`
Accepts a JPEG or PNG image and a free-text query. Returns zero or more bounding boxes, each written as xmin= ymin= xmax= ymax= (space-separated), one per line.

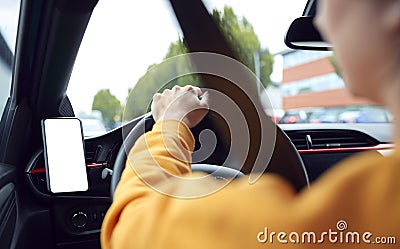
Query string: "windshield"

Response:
xmin=68 ymin=0 xmax=390 ymax=137
xmin=0 ymin=0 xmax=20 ymax=117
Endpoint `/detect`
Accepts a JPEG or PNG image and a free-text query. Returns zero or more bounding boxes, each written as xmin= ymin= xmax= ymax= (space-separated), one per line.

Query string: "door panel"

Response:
xmin=0 ymin=164 xmax=17 ymax=249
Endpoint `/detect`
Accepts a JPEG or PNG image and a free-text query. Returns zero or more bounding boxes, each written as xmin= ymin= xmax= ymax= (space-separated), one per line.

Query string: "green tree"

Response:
xmin=122 ymin=6 xmax=274 ymax=121
xmin=163 ymin=7 xmax=274 ymax=88
xmin=164 ymin=39 xmax=188 ymax=59
xmin=92 ymin=89 xmax=121 ymax=129
xmin=122 ymin=38 xmax=199 ymax=121
xmin=163 ymin=38 xmax=201 ymax=89
xmin=212 ymin=6 xmax=273 ymax=87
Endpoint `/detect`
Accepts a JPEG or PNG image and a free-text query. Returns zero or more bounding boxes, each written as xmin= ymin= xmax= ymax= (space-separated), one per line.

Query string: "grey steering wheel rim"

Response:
xmin=110 ymin=114 xmax=244 ymax=200
xmin=111 ymin=113 xmax=309 ymax=200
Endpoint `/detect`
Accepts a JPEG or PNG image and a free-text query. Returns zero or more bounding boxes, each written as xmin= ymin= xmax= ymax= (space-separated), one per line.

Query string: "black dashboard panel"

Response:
xmin=24 ymin=116 xmax=143 ymax=248
xmin=300 ymin=151 xmax=382 ymax=182
xmin=26 ymin=119 xmax=394 ymax=198
xmin=23 ymin=118 xmax=394 ymax=248
xmin=281 ymin=123 xmax=394 ymax=182
xmin=280 ymin=123 xmax=393 ymax=143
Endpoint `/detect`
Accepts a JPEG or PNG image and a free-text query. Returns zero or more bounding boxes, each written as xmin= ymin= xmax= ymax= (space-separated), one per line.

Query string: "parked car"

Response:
xmin=80 ymin=118 xmax=107 ymax=137
xmin=266 ymin=109 xmax=285 ymax=124
xmin=338 ymin=108 xmax=391 ymax=123
xmin=308 ymin=108 xmax=342 ymax=123
xmin=77 ymin=112 xmax=107 ymax=137
xmin=279 ymin=108 xmax=322 ymax=124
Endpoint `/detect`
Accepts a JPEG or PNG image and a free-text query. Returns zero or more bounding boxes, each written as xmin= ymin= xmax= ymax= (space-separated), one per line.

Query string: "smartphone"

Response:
xmin=42 ymin=118 xmax=88 ymax=193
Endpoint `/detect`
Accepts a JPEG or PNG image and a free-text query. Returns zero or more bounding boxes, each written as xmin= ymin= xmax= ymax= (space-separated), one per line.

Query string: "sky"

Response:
xmin=65 ymin=0 xmax=308 ymax=113
xmin=0 ymin=0 xmax=19 ymax=49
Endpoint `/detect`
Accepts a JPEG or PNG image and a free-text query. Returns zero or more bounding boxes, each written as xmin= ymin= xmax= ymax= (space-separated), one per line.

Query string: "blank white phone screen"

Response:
xmin=43 ymin=118 xmax=88 ymax=193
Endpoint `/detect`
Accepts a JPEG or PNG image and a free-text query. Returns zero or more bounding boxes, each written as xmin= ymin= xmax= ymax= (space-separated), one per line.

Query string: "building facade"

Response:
xmin=279 ymin=50 xmax=372 ymax=110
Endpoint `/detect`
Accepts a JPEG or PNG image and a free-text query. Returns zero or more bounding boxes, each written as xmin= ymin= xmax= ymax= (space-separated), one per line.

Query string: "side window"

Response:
xmin=0 ymin=0 xmax=20 ymax=117
xmin=0 ymin=33 xmax=13 ymax=116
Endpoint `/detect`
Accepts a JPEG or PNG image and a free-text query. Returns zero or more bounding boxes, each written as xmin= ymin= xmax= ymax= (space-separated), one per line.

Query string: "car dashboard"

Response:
xmin=281 ymin=123 xmax=393 ymax=181
xmin=24 ymin=118 xmax=394 ymax=248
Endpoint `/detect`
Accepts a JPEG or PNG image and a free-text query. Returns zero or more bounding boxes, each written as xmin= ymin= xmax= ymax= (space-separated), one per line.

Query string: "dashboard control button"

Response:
xmin=71 ymin=212 xmax=87 ymax=228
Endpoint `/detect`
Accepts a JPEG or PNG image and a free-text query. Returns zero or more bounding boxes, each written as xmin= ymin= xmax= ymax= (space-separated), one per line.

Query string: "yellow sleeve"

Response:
xmin=101 ymin=120 xmax=400 ymax=249
xmin=101 ymin=120 xmax=195 ymax=249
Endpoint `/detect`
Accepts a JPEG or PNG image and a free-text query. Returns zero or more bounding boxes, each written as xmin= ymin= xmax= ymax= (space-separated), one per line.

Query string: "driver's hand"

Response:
xmin=151 ymin=85 xmax=209 ymax=128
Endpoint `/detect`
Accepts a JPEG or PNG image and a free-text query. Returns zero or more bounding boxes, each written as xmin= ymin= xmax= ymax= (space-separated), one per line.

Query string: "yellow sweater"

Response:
xmin=101 ymin=120 xmax=399 ymax=248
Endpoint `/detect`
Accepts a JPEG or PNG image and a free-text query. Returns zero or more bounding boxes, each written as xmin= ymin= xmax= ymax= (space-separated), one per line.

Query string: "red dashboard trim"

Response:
xmin=298 ymin=144 xmax=394 ymax=154
xmin=87 ymin=163 xmax=103 ymax=169
xmin=28 ymin=145 xmax=395 ymax=174
xmin=29 ymin=162 xmax=104 ymax=174
xmin=29 ymin=168 xmax=46 ymax=174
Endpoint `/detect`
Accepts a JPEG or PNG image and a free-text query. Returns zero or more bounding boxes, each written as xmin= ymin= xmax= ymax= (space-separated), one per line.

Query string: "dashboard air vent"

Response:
xmin=285 ymin=130 xmax=378 ymax=150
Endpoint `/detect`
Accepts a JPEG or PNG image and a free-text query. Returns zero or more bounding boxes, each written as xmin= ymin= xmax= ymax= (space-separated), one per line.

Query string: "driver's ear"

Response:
xmin=382 ymin=0 xmax=400 ymax=34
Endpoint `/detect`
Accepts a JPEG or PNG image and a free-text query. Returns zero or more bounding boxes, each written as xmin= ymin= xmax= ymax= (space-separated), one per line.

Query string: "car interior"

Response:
xmin=0 ymin=0 xmax=394 ymax=248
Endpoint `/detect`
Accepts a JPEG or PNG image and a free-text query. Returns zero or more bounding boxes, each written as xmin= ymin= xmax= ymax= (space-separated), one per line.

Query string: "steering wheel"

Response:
xmin=111 ymin=113 xmax=309 ymax=199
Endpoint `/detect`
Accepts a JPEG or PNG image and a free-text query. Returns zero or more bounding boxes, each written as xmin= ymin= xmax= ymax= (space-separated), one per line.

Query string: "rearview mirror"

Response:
xmin=285 ymin=16 xmax=332 ymax=51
